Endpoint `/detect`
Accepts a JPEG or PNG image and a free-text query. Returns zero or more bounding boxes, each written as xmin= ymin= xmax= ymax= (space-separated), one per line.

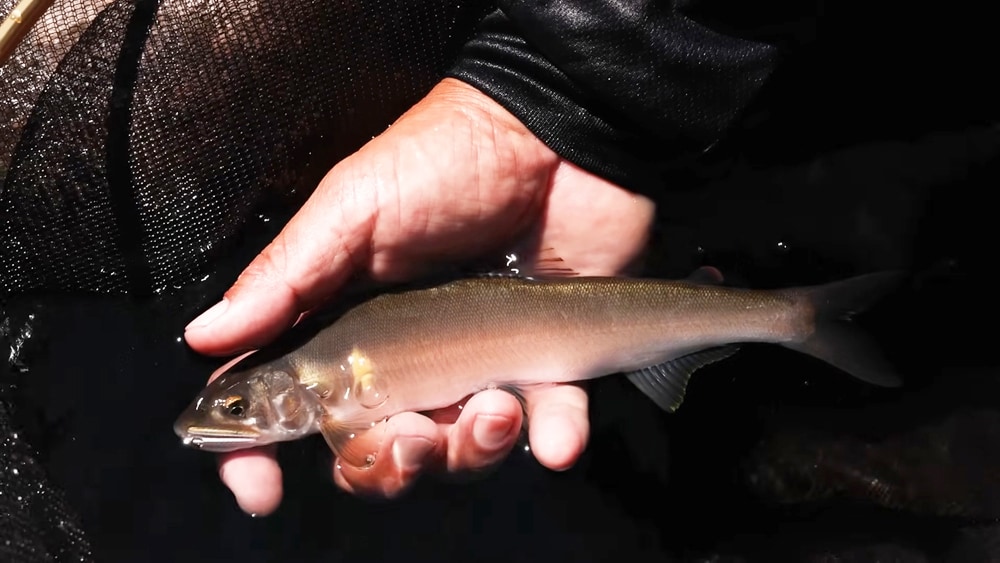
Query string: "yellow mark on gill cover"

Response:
xmin=348 ymin=347 xmax=372 ymax=384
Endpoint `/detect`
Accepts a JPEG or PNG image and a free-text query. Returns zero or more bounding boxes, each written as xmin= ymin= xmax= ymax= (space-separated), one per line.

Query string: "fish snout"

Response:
xmin=174 ymin=418 xmax=262 ymax=452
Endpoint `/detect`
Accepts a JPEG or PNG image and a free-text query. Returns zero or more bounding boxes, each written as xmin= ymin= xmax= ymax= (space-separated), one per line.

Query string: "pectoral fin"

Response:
xmin=625 ymin=345 xmax=740 ymax=412
xmin=319 ymin=414 xmax=379 ymax=469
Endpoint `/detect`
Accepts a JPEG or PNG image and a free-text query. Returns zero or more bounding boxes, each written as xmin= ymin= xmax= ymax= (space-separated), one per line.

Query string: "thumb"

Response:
xmin=184 ymin=161 xmax=375 ymax=356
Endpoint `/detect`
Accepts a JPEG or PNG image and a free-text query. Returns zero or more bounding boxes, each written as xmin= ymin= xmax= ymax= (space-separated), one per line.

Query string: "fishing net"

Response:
xmin=0 ymin=1 xmax=492 ymax=560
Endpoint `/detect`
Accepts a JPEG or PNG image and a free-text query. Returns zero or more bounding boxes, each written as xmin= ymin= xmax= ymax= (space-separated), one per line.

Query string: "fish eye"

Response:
xmin=223 ymin=396 xmax=247 ymax=418
xmin=228 ymin=401 xmax=246 ymax=417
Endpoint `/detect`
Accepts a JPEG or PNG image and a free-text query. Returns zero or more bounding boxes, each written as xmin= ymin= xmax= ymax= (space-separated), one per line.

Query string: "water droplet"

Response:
xmin=364 ymin=453 xmax=376 ymax=467
xmin=249 ymin=513 xmax=259 ymax=518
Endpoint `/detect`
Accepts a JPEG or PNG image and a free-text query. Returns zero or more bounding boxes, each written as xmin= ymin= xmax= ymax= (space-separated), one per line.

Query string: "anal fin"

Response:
xmin=625 ymin=345 xmax=740 ymax=412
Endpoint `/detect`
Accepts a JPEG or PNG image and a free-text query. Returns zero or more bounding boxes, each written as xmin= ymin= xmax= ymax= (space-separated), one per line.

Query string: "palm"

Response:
xmin=346 ymin=79 xmax=652 ymax=284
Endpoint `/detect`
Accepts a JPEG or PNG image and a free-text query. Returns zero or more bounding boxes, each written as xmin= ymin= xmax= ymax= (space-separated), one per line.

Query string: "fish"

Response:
xmin=174 ymin=266 xmax=903 ymax=468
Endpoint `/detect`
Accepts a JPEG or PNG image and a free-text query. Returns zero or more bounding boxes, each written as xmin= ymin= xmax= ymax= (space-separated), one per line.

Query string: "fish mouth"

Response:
xmin=176 ymin=425 xmax=262 ymax=452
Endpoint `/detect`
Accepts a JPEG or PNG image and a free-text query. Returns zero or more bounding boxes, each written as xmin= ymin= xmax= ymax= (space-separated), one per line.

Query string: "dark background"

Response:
xmin=3 ymin=1 xmax=1000 ymax=561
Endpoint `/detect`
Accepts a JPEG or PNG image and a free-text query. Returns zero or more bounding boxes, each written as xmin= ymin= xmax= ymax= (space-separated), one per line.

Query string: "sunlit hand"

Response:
xmin=183 ymin=78 xmax=655 ymax=515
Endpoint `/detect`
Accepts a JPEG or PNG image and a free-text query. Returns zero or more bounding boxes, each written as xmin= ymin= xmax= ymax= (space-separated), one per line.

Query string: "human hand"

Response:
xmin=183 ymin=78 xmax=656 ymax=515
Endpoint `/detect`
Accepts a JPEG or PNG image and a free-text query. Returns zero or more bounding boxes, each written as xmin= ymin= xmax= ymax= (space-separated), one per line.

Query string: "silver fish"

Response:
xmin=174 ymin=268 xmax=902 ymax=467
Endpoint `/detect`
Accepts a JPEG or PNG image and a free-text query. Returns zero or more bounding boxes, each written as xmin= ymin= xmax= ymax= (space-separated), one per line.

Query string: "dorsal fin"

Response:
xmin=529 ymin=247 xmax=580 ymax=277
xmin=684 ymin=266 xmax=725 ymax=285
xmin=488 ymin=248 xmax=581 ymax=279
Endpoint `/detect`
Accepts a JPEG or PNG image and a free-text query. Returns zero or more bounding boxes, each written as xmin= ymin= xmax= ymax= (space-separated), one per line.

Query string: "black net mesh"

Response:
xmin=1 ymin=0 xmax=492 ymax=297
xmin=0 ymin=1 xmax=492 ymax=560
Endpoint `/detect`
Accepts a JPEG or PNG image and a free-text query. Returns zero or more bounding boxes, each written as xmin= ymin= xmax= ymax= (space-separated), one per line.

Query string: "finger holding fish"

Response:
xmin=443 ymin=389 xmax=524 ymax=473
xmin=218 ymin=445 xmax=282 ymax=516
xmin=523 ymin=383 xmax=590 ymax=471
xmin=210 ymin=379 xmax=585 ymax=509
xmin=331 ymin=412 xmax=442 ymax=498
xmin=332 ymin=389 xmax=525 ymax=497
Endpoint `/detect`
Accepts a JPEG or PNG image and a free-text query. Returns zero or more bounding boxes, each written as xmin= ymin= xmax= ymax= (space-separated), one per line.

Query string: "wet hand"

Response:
xmin=183 ymin=78 xmax=655 ymax=514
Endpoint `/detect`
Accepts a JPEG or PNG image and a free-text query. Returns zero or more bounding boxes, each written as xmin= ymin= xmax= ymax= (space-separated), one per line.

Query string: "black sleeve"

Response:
xmin=447 ymin=1 xmax=793 ymax=193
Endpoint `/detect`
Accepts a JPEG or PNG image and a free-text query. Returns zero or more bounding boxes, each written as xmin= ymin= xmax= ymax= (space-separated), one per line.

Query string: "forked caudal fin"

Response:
xmin=624 ymin=270 xmax=905 ymax=414
xmin=779 ymin=270 xmax=905 ymax=389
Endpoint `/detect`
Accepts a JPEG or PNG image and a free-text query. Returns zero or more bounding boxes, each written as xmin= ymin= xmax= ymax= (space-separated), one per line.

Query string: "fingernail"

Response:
xmin=186 ymin=299 xmax=229 ymax=331
xmin=473 ymin=415 xmax=514 ymax=450
xmin=392 ymin=436 xmax=436 ymax=472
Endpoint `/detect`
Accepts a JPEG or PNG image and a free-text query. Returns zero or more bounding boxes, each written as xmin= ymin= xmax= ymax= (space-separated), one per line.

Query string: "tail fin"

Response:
xmin=780 ymin=271 xmax=905 ymax=388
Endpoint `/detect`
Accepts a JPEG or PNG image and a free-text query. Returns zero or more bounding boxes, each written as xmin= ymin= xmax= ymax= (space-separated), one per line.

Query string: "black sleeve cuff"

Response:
xmin=447 ymin=4 xmax=782 ymax=194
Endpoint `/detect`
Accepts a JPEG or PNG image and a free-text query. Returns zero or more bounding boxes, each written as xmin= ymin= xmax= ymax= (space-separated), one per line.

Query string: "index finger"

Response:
xmin=183 ymin=162 xmax=375 ymax=356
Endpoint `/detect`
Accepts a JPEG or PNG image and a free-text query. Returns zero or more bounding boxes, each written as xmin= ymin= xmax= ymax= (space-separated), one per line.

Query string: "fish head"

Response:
xmin=174 ymin=362 xmax=324 ymax=452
